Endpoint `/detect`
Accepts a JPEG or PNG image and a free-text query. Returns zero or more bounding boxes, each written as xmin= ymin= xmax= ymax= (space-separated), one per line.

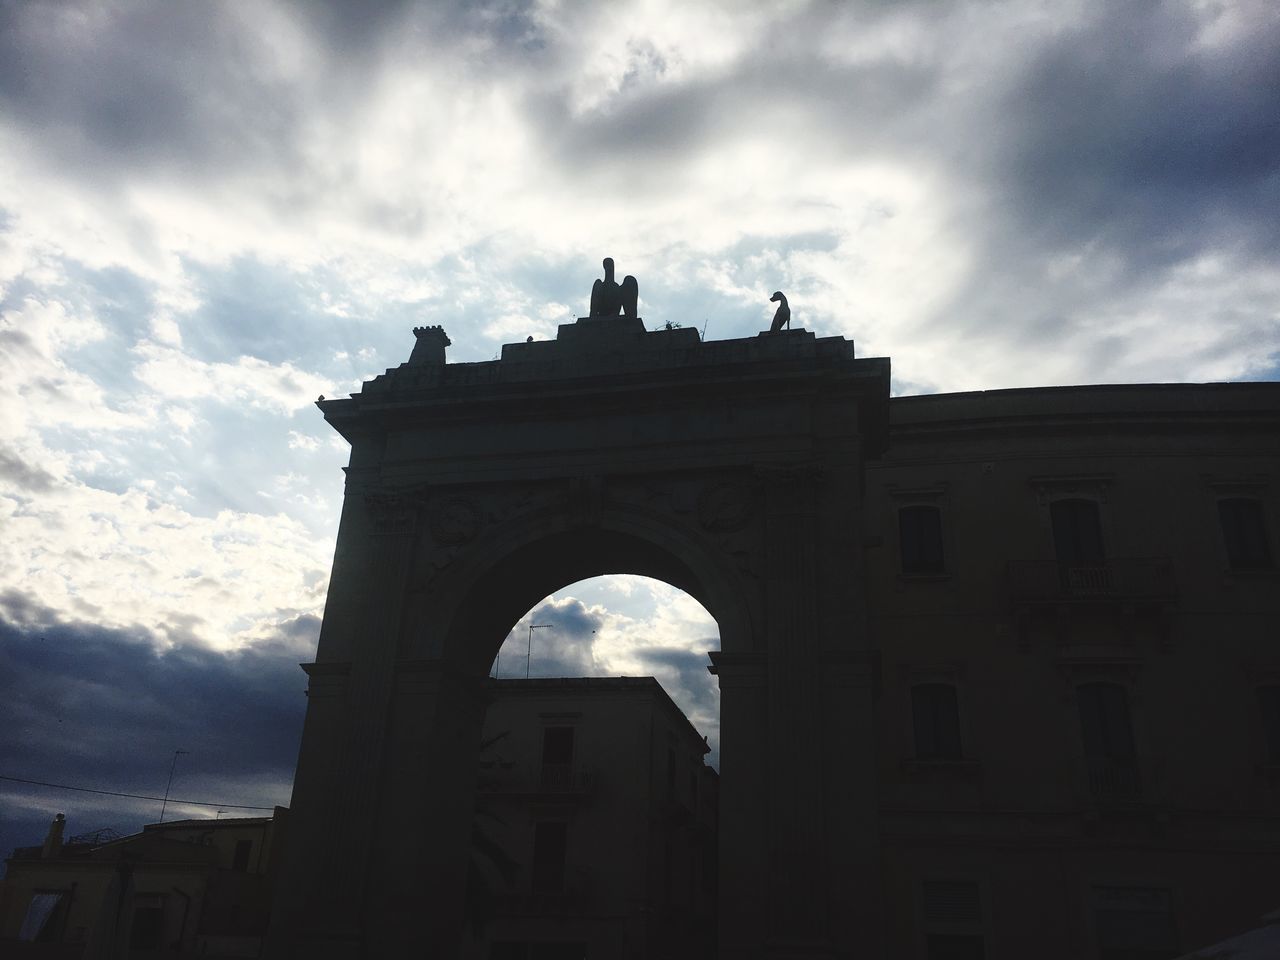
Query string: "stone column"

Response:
xmin=709 ymin=651 xmax=769 ymax=960
xmin=761 ymin=466 xmax=831 ymax=955
xmin=820 ymin=651 xmax=883 ymax=958
xmin=363 ymin=660 xmax=489 ymax=956
xmin=266 ymin=491 xmax=418 ymax=957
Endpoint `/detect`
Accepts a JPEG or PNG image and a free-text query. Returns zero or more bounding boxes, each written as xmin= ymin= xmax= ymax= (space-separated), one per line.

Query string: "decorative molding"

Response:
xmin=364 ymin=490 xmax=421 ymax=534
xmin=899 ymin=661 xmax=967 ymax=682
xmin=707 ymin=651 xmax=767 ymax=689
xmin=1028 ymin=473 xmax=1114 ymax=505
xmin=885 ymin=483 xmax=948 ymax=501
xmin=1202 ymin=473 xmax=1270 ymax=493
xmin=1056 ymin=660 xmax=1142 ymax=691
xmin=429 ymin=497 xmax=481 ymax=545
xmin=698 ymin=481 xmax=754 ymax=532
xmin=301 ymin=661 xmax=352 ymax=676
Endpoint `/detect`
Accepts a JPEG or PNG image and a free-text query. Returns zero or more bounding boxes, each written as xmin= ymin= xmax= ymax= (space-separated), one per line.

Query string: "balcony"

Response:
xmin=494 ymin=867 xmax=594 ymax=916
xmin=1008 ymin=558 xmax=1176 ymax=604
xmin=538 ymin=762 xmax=591 ymax=792
xmin=476 ymin=762 xmax=593 ymax=798
xmin=1087 ymin=756 xmax=1142 ymax=801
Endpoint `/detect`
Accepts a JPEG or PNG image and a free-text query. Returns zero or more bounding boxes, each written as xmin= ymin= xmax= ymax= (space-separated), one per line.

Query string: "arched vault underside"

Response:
xmin=267 ymin=314 xmax=891 ymax=960
xmin=430 ymin=505 xmax=752 ymax=676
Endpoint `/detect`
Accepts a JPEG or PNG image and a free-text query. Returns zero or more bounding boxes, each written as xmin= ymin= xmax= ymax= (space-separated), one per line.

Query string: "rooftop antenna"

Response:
xmin=701 ymin=319 xmax=708 ymax=341
xmin=159 ymin=749 xmax=188 ymax=823
xmin=526 ymin=623 xmax=553 ymax=679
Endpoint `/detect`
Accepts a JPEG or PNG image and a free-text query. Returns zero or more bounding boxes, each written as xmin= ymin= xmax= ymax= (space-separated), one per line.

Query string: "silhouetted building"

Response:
xmin=267 ymin=297 xmax=1280 ymax=959
xmin=1 ymin=808 xmax=287 ymax=957
xmin=468 ymin=677 xmax=718 ymax=960
xmin=867 ymin=384 xmax=1280 ymax=958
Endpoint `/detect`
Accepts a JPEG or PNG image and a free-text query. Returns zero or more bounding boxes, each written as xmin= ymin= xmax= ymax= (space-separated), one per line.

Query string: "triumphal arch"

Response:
xmin=268 ymin=267 xmax=891 ymax=958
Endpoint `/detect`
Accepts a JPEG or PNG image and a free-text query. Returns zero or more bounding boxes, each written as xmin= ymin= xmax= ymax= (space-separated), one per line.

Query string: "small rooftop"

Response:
xmin=487 ymin=676 xmax=711 ymax=755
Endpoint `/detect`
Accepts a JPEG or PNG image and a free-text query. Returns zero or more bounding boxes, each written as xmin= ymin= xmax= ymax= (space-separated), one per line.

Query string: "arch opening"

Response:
xmin=490 ymin=573 xmax=722 ymax=766
xmin=440 ymin=522 xmax=750 ymax=684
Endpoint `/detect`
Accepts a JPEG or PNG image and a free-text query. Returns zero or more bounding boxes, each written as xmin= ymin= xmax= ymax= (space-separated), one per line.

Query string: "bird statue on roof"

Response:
xmin=590 ymin=257 xmax=639 ymax=319
xmin=769 ymin=291 xmax=791 ymax=332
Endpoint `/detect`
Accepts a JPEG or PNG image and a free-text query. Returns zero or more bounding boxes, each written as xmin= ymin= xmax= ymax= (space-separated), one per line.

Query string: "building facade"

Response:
xmin=266 ymin=300 xmax=1280 ymax=959
xmin=1 ymin=809 xmax=287 ymax=958
xmin=868 ymin=384 xmax=1280 ymax=958
xmin=467 ymin=677 xmax=717 ymax=960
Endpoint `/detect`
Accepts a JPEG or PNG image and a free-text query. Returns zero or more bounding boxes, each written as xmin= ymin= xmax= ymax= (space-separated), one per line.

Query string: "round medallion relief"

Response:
xmin=430 ymin=497 xmax=481 ymax=544
xmin=698 ymin=482 xmax=753 ymax=532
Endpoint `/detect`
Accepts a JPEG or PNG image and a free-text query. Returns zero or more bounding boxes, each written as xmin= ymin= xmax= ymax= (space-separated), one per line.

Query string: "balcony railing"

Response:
xmin=495 ymin=867 xmax=593 ymax=916
xmin=1008 ymin=558 xmax=1176 ymax=603
xmin=1087 ymin=756 xmax=1142 ymax=800
xmin=477 ymin=763 xmax=592 ymax=796
xmin=538 ymin=762 xmax=590 ymax=791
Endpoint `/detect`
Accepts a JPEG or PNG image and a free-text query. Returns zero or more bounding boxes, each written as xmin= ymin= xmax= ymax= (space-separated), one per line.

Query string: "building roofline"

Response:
xmin=487 ymin=676 xmax=711 ymax=754
xmin=887 ymin=381 xmax=1280 ymax=431
xmin=141 ymin=816 xmax=275 ymax=831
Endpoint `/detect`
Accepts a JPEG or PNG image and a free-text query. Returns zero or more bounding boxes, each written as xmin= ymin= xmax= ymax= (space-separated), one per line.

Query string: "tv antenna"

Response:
xmin=159 ymin=749 xmax=188 ymax=823
xmin=526 ymin=623 xmax=553 ymax=679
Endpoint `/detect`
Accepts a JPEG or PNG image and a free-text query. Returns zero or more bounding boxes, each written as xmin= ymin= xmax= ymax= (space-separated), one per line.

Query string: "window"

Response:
xmin=1052 ymin=499 xmax=1105 ymax=566
xmin=1078 ymin=683 xmax=1140 ymax=799
xmin=540 ymin=727 xmax=574 ymax=788
xmin=1093 ymin=886 xmax=1178 ymax=960
xmin=1218 ymin=498 xmax=1273 ymax=571
xmin=531 ymin=821 xmax=567 ymax=893
xmin=129 ymin=894 xmax=166 ymax=949
xmin=17 ymin=892 xmax=65 ymax=942
xmin=1259 ymin=686 xmax=1280 ymax=765
xmin=923 ymin=881 xmax=984 ymax=959
xmin=232 ymin=838 xmax=252 ymax=872
xmin=900 ymin=505 xmax=945 ymax=574
xmin=489 ymin=943 xmax=587 ymax=960
xmin=663 ymin=837 xmax=673 ymax=903
xmin=913 ymin=684 xmax=963 ymax=760
xmin=927 ymin=935 xmax=986 ymax=960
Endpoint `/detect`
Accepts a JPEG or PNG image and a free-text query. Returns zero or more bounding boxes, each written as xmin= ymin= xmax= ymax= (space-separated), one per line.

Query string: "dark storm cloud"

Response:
xmin=0 ymin=606 xmax=310 ymax=860
xmin=0 ymin=2 xmax=305 ymax=181
xmin=529 ymin=50 xmax=938 ymax=200
xmin=993 ymin=3 xmax=1280 ymax=269
xmin=285 ymin=0 xmax=545 ymax=55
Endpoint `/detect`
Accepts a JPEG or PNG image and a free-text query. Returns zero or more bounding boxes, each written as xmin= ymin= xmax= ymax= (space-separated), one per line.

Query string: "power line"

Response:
xmin=0 ymin=774 xmax=277 ymax=811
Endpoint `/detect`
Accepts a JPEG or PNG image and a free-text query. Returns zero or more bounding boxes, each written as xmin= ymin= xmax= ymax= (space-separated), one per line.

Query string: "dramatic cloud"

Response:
xmin=2 ymin=0 xmax=1276 ymax=854
xmin=0 ymin=613 xmax=308 ymax=861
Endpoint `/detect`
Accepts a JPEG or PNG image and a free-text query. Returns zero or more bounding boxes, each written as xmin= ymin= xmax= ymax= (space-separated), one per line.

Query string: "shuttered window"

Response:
xmin=1219 ymin=498 xmax=1272 ymax=571
xmin=900 ymin=505 xmax=945 ymax=574
xmin=913 ymin=684 xmax=963 ymax=760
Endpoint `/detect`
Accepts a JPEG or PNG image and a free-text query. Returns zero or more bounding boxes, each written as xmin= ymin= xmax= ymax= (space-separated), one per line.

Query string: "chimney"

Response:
xmin=42 ymin=813 xmax=65 ymax=858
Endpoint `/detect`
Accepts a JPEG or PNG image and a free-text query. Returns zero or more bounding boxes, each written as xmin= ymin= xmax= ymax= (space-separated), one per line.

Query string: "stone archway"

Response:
xmin=267 ymin=312 xmax=890 ymax=959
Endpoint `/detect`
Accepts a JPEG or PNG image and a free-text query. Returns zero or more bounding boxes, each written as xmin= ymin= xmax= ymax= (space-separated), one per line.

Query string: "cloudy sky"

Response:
xmin=2 ymin=0 xmax=1277 ymax=857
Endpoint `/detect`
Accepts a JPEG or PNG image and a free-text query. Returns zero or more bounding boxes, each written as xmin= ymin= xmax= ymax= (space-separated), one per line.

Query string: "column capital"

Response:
xmin=707 ymin=651 xmax=768 ymax=688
